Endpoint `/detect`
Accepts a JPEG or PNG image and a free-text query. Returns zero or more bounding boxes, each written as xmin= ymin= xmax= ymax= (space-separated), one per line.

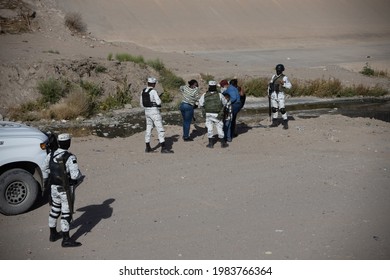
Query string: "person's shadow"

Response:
xmin=70 ymin=198 xmax=115 ymax=240
xmin=190 ymin=124 xmax=207 ymax=140
xmin=236 ymin=122 xmax=253 ymax=136
xmin=151 ymin=134 xmax=180 ymax=151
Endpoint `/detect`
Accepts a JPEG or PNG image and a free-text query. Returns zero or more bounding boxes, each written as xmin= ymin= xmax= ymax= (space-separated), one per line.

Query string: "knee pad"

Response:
xmin=271 ymin=107 xmax=278 ymax=113
xmin=280 ymin=108 xmax=286 ymax=114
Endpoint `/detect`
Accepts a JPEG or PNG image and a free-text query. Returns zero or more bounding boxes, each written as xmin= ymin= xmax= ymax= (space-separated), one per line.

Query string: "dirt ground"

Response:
xmin=1 ymin=114 xmax=389 ymax=260
xmin=0 ymin=0 xmax=389 ymax=260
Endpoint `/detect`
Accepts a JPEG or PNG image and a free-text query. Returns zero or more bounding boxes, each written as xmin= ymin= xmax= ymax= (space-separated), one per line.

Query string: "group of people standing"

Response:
xmin=43 ymin=65 xmax=292 ymax=248
xmin=196 ymin=78 xmax=245 ymax=148
xmin=140 ymin=64 xmax=291 ymax=153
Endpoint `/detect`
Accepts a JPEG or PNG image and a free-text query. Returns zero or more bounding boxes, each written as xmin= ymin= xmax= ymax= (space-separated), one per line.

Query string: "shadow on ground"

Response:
xmin=70 ymin=198 xmax=115 ymax=241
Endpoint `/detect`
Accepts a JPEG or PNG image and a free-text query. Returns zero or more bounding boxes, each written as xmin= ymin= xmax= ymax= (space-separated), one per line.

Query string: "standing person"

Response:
xmin=219 ymin=79 xmax=229 ymax=94
xmin=222 ymin=92 xmax=233 ymax=144
xmin=179 ymin=79 xmax=200 ymax=141
xmin=238 ymin=85 xmax=246 ymax=109
xmin=199 ymin=81 xmax=228 ymax=148
xmin=268 ymin=64 xmax=292 ymax=129
xmin=140 ymin=77 xmax=173 ymax=153
xmin=222 ymin=79 xmax=241 ymax=141
xmin=43 ymin=133 xmax=82 ymax=247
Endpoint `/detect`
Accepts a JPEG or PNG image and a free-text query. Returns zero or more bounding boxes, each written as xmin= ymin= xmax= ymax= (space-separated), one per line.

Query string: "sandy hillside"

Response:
xmin=55 ymin=0 xmax=390 ymax=52
xmin=1 ymin=0 xmax=390 ymax=116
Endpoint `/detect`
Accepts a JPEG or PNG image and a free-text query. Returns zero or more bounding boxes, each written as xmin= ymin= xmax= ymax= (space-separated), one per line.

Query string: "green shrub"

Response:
xmin=114 ymin=77 xmax=132 ymax=106
xmin=115 ymin=53 xmax=145 ymax=64
xmin=146 ymin=58 xmax=165 ymax=72
xmin=340 ymin=84 xmax=388 ymax=97
xmin=99 ymin=95 xmax=119 ymax=111
xmin=360 ymin=63 xmax=388 ymax=77
xmin=37 ymin=78 xmax=70 ymax=104
xmin=288 ymin=78 xmax=343 ymax=97
xmin=107 ymin=53 xmax=113 ymax=61
xmin=360 ymin=63 xmax=375 ymax=76
xmin=311 ymin=79 xmax=342 ymax=97
xmin=160 ymin=88 xmax=174 ymax=104
xmin=80 ymin=80 xmax=103 ymax=98
xmin=95 ymin=65 xmax=107 ymax=73
xmin=242 ymin=76 xmax=388 ymax=98
xmin=287 ymin=78 xmax=388 ymax=97
xmin=159 ymin=68 xmax=185 ymax=90
xmin=100 ymin=77 xmax=132 ymax=111
xmin=79 ymin=81 xmax=103 ymax=115
xmin=242 ymin=77 xmax=269 ymax=97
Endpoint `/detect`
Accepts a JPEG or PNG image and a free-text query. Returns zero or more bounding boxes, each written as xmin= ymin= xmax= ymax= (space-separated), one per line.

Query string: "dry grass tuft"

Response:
xmin=64 ymin=12 xmax=87 ymax=33
xmin=42 ymin=90 xmax=90 ymax=120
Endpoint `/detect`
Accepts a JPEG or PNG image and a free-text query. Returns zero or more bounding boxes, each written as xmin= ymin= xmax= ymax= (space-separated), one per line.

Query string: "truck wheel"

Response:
xmin=0 ymin=169 xmax=39 ymax=215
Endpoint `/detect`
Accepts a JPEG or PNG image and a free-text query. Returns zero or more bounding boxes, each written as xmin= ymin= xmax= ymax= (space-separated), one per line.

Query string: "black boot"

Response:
xmin=270 ymin=118 xmax=278 ymax=127
xmin=49 ymin=227 xmax=62 ymax=242
xmin=161 ymin=142 xmax=173 ymax=153
xmin=206 ymin=138 xmax=214 ymax=148
xmin=61 ymin=231 xmax=82 ymax=248
xmin=282 ymin=119 xmax=289 ymax=130
xmin=145 ymin=142 xmax=153 ymax=153
xmin=220 ymin=138 xmax=229 ymax=148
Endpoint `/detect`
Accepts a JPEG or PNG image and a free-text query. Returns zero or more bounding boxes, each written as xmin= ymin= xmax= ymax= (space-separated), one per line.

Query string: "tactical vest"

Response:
xmin=142 ymin=88 xmax=157 ymax=107
xmin=49 ymin=151 xmax=71 ymax=185
xmin=271 ymin=74 xmax=285 ymax=93
xmin=272 ymin=74 xmax=285 ymax=84
xmin=204 ymin=91 xmax=222 ymax=113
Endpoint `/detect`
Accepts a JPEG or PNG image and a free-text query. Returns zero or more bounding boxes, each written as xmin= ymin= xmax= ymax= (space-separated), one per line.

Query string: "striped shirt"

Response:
xmin=224 ymin=100 xmax=233 ymax=121
xmin=180 ymin=85 xmax=199 ymax=106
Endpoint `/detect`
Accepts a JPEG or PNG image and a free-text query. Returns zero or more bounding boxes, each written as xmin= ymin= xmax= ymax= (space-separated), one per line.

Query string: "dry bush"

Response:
xmin=42 ymin=90 xmax=89 ymax=120
xmin=64 ymin=12 xmax=87 ymax=33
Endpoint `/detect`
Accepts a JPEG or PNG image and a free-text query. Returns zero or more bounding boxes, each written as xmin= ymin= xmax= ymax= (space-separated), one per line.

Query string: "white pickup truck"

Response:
xmin=0 ymin=121 xmax=50 ymax=215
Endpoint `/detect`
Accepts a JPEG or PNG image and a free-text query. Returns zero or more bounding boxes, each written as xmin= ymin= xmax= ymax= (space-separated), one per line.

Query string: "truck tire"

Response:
xmin=0 ymin=168 xmax=39 ymax=215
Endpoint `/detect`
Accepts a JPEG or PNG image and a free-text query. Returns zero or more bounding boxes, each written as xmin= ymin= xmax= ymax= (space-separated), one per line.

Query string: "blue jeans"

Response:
xmin=230 ymin=102 xmax=241 ymax=139
xmin=179 ymin=102 xmax=194 ymax=138
xmin=223 ymin=120 xmax=232 ymax=142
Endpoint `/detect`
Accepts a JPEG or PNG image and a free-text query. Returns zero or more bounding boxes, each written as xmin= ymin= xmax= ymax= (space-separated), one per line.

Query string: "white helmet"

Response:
xmin=147 ymin=77 xmax=157 ymax=84
xmin=58 ymin=133 xmax=71 ymax=141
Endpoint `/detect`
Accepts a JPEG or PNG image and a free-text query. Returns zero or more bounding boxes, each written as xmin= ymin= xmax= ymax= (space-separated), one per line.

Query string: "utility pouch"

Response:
xmin=274 ymin=83 xmax=280 ymax=93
